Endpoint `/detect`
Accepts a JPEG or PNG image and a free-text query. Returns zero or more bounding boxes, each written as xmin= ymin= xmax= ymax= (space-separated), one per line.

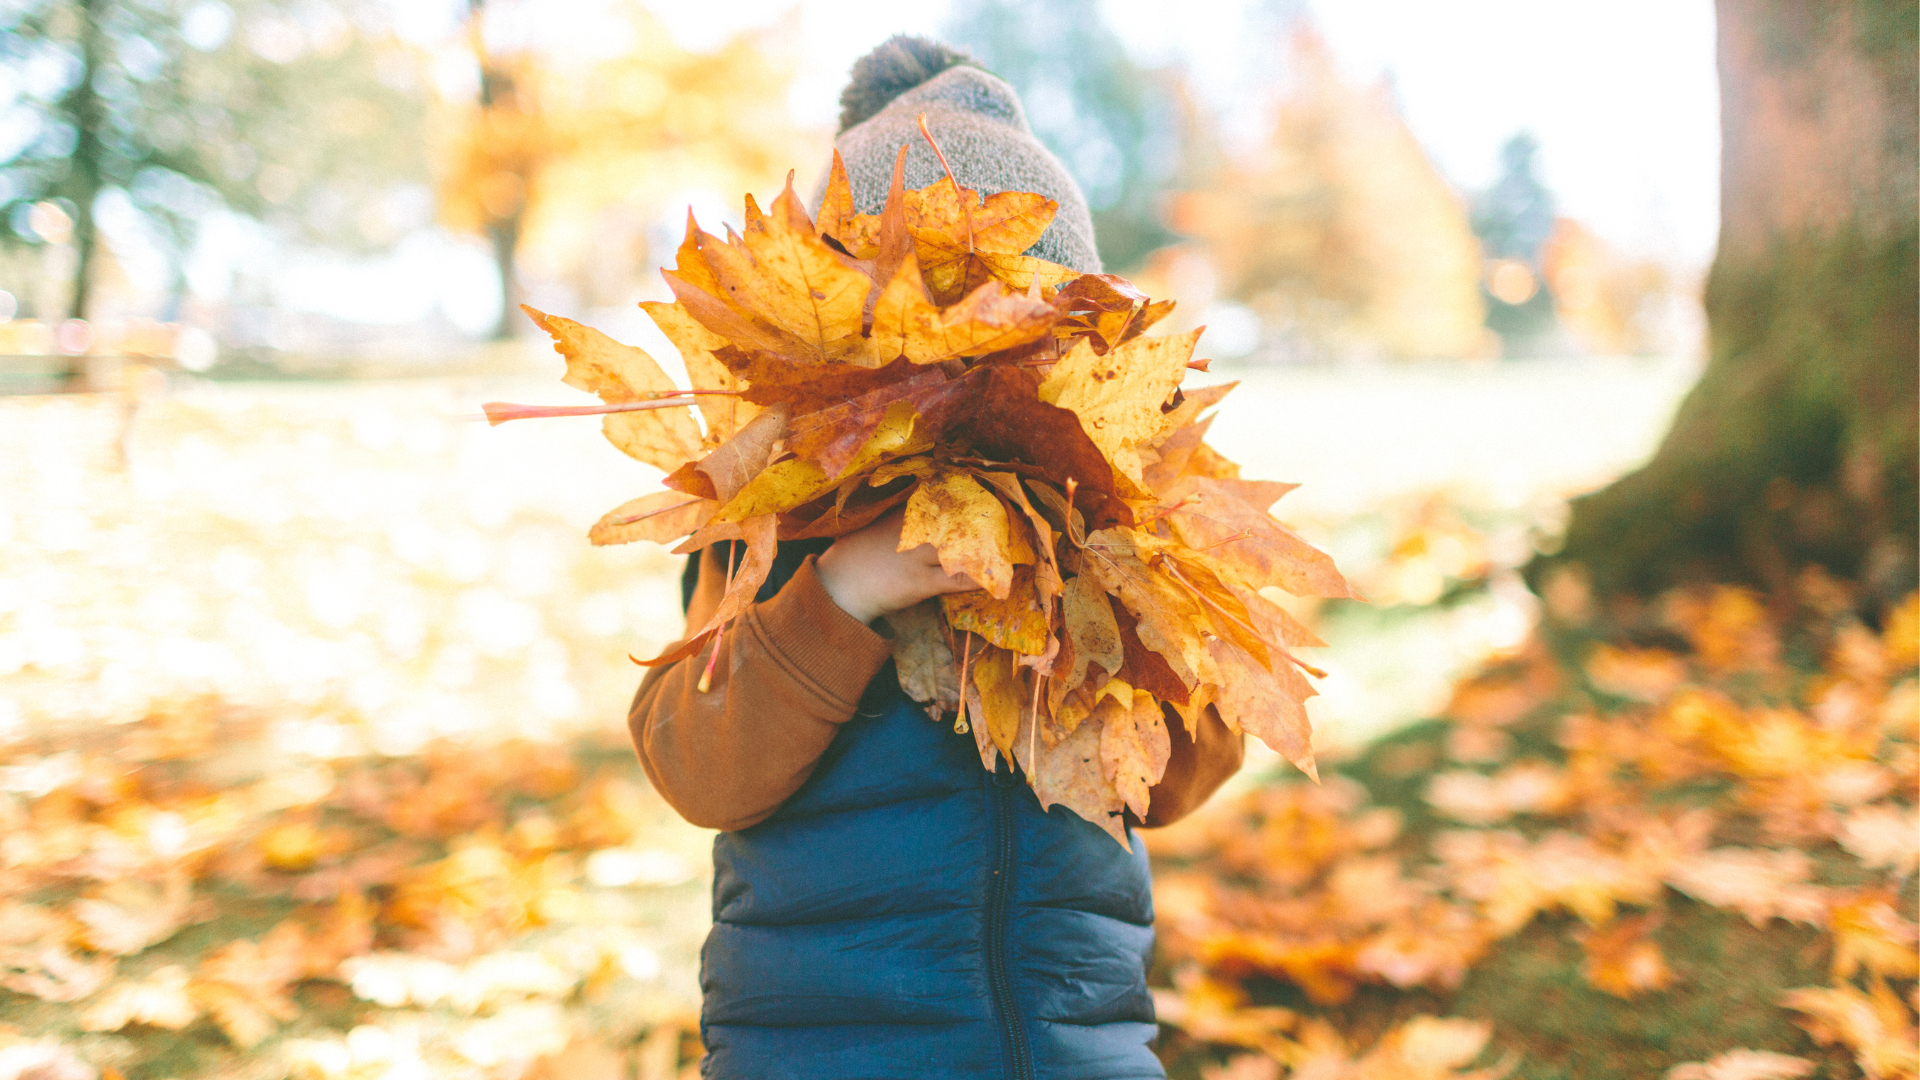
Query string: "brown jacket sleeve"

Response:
xmin=628 ymin=546 xmax=1243 ymax=831
xmin=629 ymin=548 xmax=892 ymax=831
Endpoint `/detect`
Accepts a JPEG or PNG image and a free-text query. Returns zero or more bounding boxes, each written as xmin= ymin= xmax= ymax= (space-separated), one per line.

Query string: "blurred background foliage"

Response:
xmin=0 ymin=0 xmax=1707 ymax=375
xmin=0 ymin=0 xmax=1913 ymax=1077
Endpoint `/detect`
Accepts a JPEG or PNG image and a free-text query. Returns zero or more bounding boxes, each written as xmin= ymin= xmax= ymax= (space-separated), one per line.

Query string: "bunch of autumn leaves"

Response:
xmin=489 ymin=142 xmax=1355 ymax=842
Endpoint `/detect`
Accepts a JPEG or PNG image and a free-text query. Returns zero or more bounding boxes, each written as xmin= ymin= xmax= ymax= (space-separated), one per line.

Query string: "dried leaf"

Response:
xmin=972 ymin=646 xmax=1025 ymax=761
xmin=1063 ymin=572 xmax=1125 ymax=690
xmin=640 ymin=299 xmax=761 ymax=444
xmin=943 ymin=564 xmax=1050 ymax=655
xmin=1578 ymin=914 xmax=1675 ymax=997
xmin=526 ymin=306 xmax=704 ymax=473
xmin=1100 ymin=690 xmax=1171 ymax=819
xmin=696 ymin=402 xmax=790 ymax=505
xmin=589 ymin=492 xmax=713 ymax=547
xmin=1039 ymin=330 xmax=1197 ymax=483
xmin=881 ymin=600 xmax=959 ymax=715
xmin=900 ymin=469 xmax=1014 ymax=599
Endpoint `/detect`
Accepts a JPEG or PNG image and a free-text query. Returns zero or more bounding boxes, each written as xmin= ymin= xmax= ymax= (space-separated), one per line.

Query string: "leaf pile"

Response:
xmin=1149 ymin=586 xmax=1919 ymax=1079
xmin=0 ymin=704 xmax=708 ymax=1080
xmin=503 ymin=143 xmax=1354 ymax=839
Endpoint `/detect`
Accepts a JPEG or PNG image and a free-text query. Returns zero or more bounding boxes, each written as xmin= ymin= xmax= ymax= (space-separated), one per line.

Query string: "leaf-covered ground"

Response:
xmin=1150 ymin=583 xmax=1918 ymax=1080
xmin=0 ymin=364 xmax=1781 ymax=1080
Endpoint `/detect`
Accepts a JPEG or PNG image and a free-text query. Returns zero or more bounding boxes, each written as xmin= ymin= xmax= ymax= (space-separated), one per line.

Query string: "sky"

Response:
xmin=157 ymin=0 xmax=1721 ymax=338
xmin=643 ymin=0 xmax=1722 ymax=267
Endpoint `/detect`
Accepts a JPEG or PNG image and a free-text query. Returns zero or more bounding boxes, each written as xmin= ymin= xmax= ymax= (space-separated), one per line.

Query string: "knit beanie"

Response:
xmin=809 ymin=36 xmax=1103 ymax=274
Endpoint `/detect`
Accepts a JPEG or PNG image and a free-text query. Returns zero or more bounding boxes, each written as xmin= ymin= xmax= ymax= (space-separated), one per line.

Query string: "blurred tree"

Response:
xmin=0 ymin=0 xmax=430 ymax=322
xmin=1170 ymin=28 xmax=1488 ymax=361
xmin=1471 ymin=132 xmax=1560 ymax=355
xmin=438 ymin=5 xmax=803 ymax=340
xmin=943 ymin=0 xmax=1178 ymax=272
xmin=1545 ymin=0 xmax=1917 ymax=601
xmin=1541 ymin=218 xmax=1673 ymax=356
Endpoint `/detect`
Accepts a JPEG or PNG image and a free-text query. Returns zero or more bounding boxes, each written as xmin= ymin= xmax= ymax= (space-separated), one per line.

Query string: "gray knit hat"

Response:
xmin=809 ymin=37 xmax=1102 ymax=274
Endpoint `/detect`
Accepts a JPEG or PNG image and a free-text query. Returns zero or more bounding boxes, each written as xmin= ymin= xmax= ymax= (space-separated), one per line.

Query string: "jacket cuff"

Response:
xmin=748 ymin=555 xmax=893 ymax=713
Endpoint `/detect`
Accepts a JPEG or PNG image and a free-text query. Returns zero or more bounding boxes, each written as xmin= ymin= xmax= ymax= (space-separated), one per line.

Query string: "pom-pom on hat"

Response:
xmin=811 ymin=35 xmax=1102 ymax=274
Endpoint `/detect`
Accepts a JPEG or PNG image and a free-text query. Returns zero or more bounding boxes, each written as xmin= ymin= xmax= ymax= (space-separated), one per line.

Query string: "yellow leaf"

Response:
xmin=900 ymin=469 xmax=1015 ymax=599
xmin=1099 ymin=689 xmax=1171 ymax=819
xmin=943 ymin=564 xmax=1050 ymax=655
xmin=525 ymin=306 xmax=704 ymax=473
xmin=973 ymin=646 xmax=1025 ymax=760
xmin=1063 ymin=572 xmax=1125 ymax=691
xmin=589 ymin=492 xmax=714 ymax=547
xmin=640 ymin=299 xmax=761 ymax=444
xmin=870 ymin=256 xmax=1055 ymax=365
xmin=1016 ymin=704 xmax=1129 ymax=846
xmin=698 ymin=180 xmax=873 ymax=362
xmin=816 ymin=149 xmax=858 ymax=250
xmin=1040 ymin=330 xmax=1197 ymax=483
xmin=717 ymin=457 xmax=832 ymax=522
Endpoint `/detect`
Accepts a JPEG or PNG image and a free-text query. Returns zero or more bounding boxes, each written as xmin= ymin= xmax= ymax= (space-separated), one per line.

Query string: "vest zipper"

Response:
xmin=986 ymin=765 xmax=1035 ymax=1080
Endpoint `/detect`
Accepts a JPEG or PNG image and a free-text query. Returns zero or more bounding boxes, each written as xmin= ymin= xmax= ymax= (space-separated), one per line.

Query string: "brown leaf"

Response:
xmin=525 ymin=306 xmax=705 ymax=473
xmin=900 ymin=468 xmax=1014 ymax=599
xmin=1100 ymin=690 xmax=1172 ymax=819
xmin=1015 ymin=704 xmax=1128 ymax=846
xmin=696 ymin=402 xmax=789 ymax=505
xmin=881 ymin=600 xmax=959 ymax=715
xmin=589 ymin=492 xmax=714 ymax=547
xmin=635 ymin=515 xmax=778 ymax=666
xmin=784 ymin=366 xmax=948 ymax=479
xmin=930 ymin=365 xmax=1135 ymax=524
xmin=1579 ymin=913 xmax=1675 ymax=998
xmin=1081 ymin=528 xmax=1214 ymax=694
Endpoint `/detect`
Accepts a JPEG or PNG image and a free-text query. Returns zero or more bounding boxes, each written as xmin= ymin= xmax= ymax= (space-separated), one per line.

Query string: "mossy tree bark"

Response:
xmin=1545 ymin=0 xmax=1917 ymax=602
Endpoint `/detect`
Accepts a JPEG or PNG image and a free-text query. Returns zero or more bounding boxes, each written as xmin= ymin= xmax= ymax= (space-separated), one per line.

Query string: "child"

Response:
xmin=630 ymin=37 xmax=1244 ymax=1080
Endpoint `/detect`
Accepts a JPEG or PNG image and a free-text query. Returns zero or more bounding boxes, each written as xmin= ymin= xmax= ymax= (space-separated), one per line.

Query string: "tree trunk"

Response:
xmin=1542 ymin=0 xmax=1917 ymax=603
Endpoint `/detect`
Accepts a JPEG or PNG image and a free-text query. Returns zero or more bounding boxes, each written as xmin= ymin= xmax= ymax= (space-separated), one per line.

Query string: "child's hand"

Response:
xmin=815 ymin=508 xmax=980 ymax=624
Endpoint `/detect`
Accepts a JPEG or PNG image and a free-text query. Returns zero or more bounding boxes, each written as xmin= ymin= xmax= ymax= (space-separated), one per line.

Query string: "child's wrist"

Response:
xmin=815 ymin=547 xmax=880 ymax=624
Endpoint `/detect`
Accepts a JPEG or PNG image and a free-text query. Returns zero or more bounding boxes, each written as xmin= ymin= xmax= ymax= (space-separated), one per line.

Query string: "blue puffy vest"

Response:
xmin=685 ymin=544 xmax=1166 ymax=1080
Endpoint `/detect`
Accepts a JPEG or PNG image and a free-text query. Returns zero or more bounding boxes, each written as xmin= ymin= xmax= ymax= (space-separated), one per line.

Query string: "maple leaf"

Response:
xmin=871 ymin=255 xmax=1056 ymax=365
xmin=525 ymin=306 xmax=704 ymax=473
xmin=1062 ymin=571 xmax=1126 ymax=692
xmin=672 ymin=176 xmax=873 ymax=365
xmin=880 ymin=600 xmax=959 ymax=717
xmin=1163 ymin=476 xmax=1357 ymax=600
xmin=1015 ymin=700 xmax=1129 ymax=846
xmin=1662 ymin=848 xmax=1830 ymax=927
xmin=1039 ymin=330 xmax=1197 ymax=484
xmin=1099 ymin=689 xmax=1172 ymax=819
xmin=900 ymin=469 xmax=1015 ymax=600
xmin=640 ymin=298 xmax=761 ymax=444
xmin=1781 ymin=983 xmax=1919 ymax=1080
xmin=70 ymin=870 xmax=193 ymax=956
xmin=943 ymin=564 xmax=1050 ymax=655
